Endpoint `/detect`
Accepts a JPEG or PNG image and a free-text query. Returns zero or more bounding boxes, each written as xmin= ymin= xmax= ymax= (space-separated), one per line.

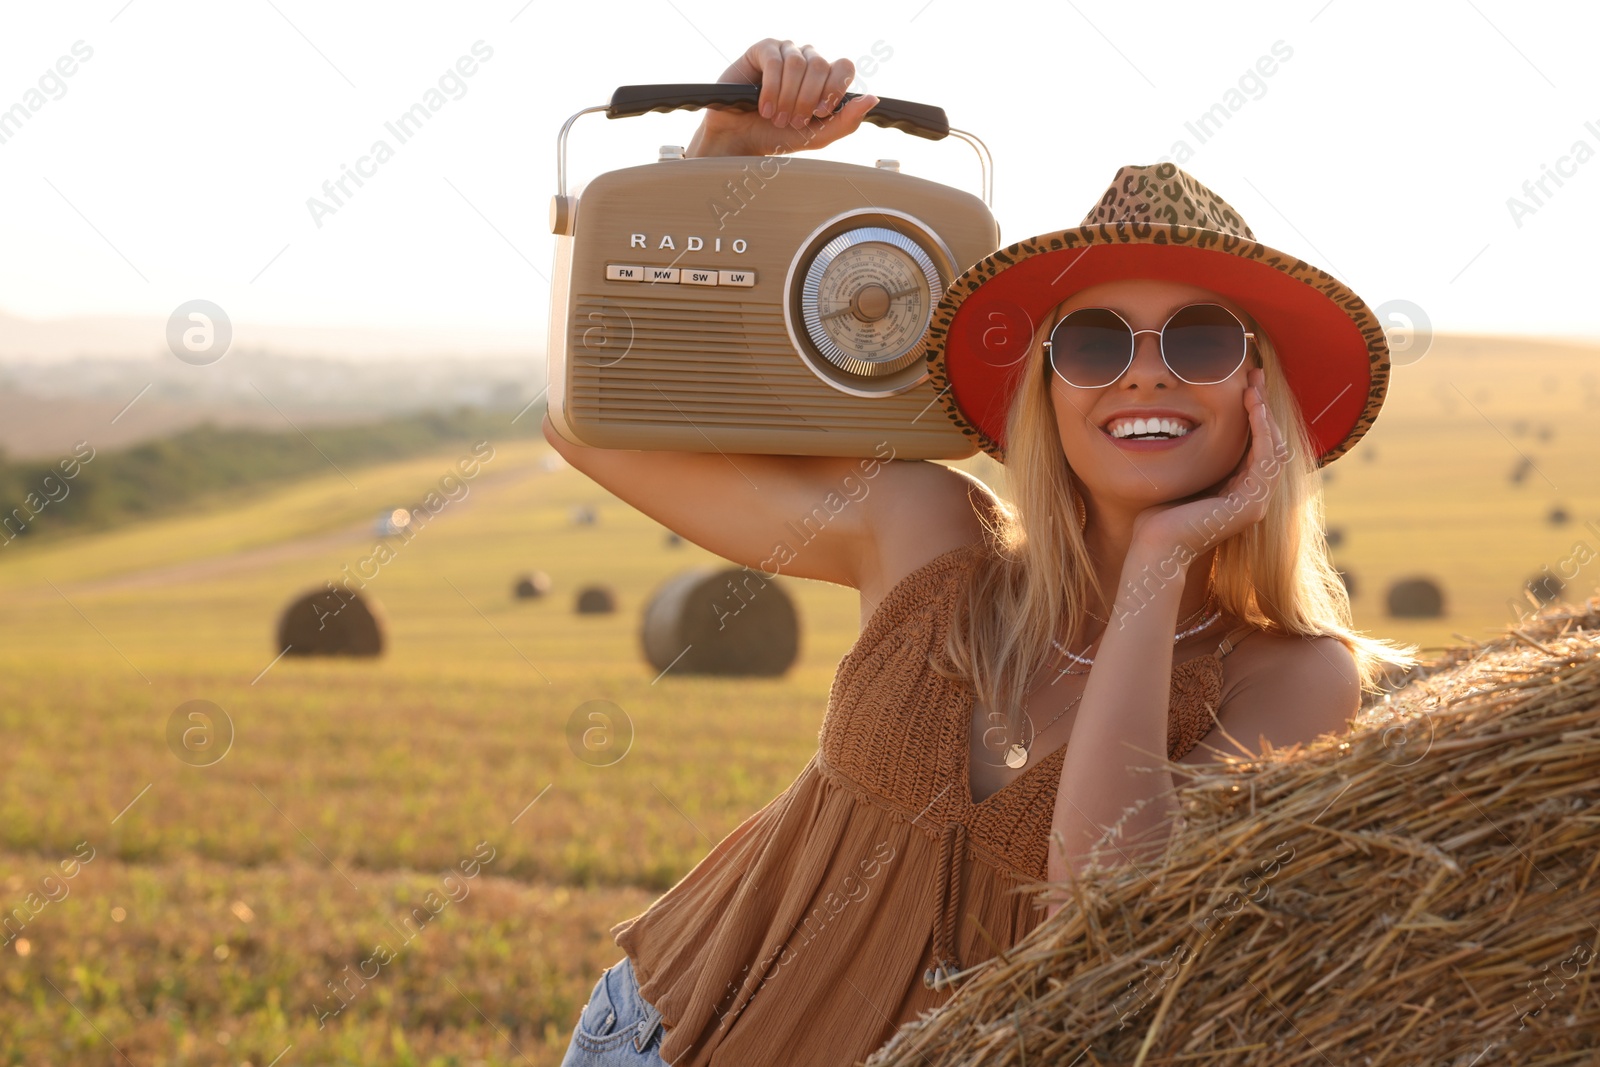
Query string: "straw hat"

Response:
xmin=922 ymin=162 xmax=1390 ymax=467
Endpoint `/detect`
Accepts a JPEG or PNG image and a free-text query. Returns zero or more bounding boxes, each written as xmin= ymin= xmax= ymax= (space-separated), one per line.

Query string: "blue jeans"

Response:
xmin=559 ymin=955 xmax=670 ymax=1067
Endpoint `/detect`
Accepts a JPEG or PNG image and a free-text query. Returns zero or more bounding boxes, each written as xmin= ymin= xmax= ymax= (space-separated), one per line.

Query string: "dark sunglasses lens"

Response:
xmin=1164 ymin=304 xmax=1246 ymax=383
xmin=1049 ymin=309 xmax=1129 ymax=387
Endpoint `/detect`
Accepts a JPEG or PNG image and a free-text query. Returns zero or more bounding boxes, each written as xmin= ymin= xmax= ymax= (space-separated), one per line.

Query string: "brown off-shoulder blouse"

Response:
xmin=610 ymin=540 xmax=1254 ymax=1067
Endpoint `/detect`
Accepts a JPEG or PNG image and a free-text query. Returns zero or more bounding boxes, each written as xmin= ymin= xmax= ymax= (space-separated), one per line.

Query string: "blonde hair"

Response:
xmin=932 ymin=306 xmax=1420 ymax=746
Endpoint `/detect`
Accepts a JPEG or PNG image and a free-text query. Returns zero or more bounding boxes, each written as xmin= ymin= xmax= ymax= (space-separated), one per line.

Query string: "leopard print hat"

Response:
xmin=922 ymin=161 xmax=1390 ymax=467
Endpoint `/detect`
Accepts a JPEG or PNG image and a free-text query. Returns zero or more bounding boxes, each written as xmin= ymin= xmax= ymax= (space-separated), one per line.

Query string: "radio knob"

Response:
xmin=797 ymin=224 xmax=940 ymax=383
xmin=875 ymin=159 xmax=901 ymax=172
xmin=658 ymin=145 xmax=686 ymax=162
xmin=853 ymin=285 xmax=891 ymax=322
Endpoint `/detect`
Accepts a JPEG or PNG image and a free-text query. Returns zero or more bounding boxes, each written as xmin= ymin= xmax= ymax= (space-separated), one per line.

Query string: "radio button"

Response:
xmin=605 ymin=264 xmax=645 ymax=282
xmin=646 ymin=267 xmax=681 ymax=283
xmin=719 ymin=270 xmax=756 ymax=287
xmin=681 ymin=268 xmax=719 ymax=286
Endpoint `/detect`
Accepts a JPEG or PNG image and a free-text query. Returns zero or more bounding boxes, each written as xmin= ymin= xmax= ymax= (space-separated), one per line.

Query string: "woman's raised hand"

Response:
xmin=686 ymin=38 xmax=879 ymax=158
xmin=1128 ymin=366 xmax=1293 ymax=562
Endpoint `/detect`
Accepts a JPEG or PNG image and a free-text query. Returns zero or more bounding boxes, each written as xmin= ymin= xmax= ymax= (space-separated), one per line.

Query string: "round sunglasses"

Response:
xmin=1043 ymin=303 xmax=1258 ymax=388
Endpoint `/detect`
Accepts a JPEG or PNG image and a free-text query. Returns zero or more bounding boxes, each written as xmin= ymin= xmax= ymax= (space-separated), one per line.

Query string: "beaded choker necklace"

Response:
xmin=977 ymin=596 xmax=1223 ymax=770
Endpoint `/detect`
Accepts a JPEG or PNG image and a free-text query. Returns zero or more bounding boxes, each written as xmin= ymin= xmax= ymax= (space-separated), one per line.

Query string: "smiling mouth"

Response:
xmin=1104 ymin=428 xmax=1188 ymax=441
xmin=1100 ymin=417 xmax=1198 ymax=442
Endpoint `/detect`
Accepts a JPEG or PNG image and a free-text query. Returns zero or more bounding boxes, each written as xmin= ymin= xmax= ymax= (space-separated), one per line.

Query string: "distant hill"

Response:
xmin=0 ymin=404 xmax=547 ymax=550
xmin=0 ymin=349 xmax=544 ymax=460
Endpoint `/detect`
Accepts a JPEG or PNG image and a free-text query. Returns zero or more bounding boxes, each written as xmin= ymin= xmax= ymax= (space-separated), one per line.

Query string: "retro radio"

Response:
xmin=545 ymin=84 xmax=999 ymax=460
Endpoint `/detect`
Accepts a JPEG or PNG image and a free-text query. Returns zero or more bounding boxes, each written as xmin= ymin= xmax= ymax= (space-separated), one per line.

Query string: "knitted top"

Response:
xmin=610 ymin=540 xmax=1255 ymax=1067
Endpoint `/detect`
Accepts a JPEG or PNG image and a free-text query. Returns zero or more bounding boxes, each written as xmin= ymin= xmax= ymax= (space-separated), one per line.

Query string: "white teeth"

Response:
xmin=1105 ymin=416 xmax=1193 ymax=440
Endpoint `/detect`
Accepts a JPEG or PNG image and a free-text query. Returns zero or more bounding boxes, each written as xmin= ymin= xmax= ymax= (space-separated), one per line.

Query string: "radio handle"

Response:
xmin=553 ymin=85 xmax=993 ymax=227
xmin=606 ymin=83 xmax=950 ymax=141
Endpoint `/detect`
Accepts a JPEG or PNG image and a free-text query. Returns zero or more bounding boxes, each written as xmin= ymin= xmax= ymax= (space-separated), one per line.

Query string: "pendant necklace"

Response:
xmin=980 ymin=595 xmax=1224 ymax=770
xmin=984 ymin=693 xmax=1085 ymax=769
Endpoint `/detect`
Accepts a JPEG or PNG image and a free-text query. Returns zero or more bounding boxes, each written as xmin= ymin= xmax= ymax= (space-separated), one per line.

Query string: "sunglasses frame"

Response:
xmin=1043 ymin=302 xmax=1260 ymax=389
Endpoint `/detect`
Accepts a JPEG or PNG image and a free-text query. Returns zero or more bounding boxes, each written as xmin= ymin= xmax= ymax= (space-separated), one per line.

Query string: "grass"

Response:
xmin=0 ymin=430 xmax=864 ymax=1066
xmin=1 ymin=334 xmax=1596 ymax=1063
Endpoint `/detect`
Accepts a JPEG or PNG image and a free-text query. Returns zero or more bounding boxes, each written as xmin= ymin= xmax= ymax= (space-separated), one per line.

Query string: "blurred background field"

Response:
xmin=1 ymin=333 xmax=1598 ymax=1065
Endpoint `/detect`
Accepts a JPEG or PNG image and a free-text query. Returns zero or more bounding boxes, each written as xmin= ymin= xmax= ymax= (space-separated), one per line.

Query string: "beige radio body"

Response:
xmin=545 ymin=87 xmax=1000 ymax=460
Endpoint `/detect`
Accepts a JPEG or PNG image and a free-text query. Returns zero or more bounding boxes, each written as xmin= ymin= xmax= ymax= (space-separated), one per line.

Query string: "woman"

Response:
xmin=548 ymin=38 xmax=1419 ymax=1067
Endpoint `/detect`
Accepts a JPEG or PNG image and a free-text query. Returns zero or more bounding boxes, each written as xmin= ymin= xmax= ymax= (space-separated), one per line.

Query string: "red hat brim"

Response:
xmin=924 ymin=228 xmax=1390 ymax=467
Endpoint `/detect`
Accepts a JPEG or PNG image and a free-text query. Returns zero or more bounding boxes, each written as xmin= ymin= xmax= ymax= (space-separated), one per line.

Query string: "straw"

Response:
xmin=865 ymin=594 xmax=1600 ymax=1066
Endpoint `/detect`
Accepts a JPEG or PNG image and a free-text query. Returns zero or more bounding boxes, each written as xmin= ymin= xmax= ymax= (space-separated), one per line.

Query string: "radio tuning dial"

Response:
xmin=798 ymin=226 xmax=941 ymax=381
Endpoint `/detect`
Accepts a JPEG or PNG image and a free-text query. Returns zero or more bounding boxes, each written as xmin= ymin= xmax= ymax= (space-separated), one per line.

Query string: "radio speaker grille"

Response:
xmin=568 ymin=297 xmax=956 ymax=436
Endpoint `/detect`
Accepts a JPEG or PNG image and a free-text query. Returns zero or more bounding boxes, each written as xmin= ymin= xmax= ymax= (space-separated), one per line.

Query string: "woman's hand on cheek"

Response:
xmin=1128 ymin=367 xmax=1290 ymax=562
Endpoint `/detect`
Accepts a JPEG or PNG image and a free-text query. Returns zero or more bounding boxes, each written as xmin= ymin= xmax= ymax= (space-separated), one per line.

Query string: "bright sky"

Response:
xmin=2 ymin=1 xmax=1597 ymax=354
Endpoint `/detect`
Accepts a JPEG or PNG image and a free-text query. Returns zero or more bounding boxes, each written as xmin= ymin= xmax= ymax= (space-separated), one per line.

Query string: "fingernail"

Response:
xmin=774 ymin=110 xmax=788 ymax=127
xmin=761 ymin=101 xmax=773 ymax=119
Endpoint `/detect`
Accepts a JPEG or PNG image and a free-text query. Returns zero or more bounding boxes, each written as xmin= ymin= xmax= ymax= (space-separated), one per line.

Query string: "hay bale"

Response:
xmin=640 ymin=567 xmax=799 ymax=676
xmin=1549 ymin=504 xmax=1571 ymax=526
xmin=570 ymin=504 xmax=597 ymax=526
xmin=1527 ymin=571 xmax=1565 ymax=605
xmin=866 ymin=597 xmax=1600 ymax=1066
xmin=1509 ymin=456 xmax=1532 ymax=485
xmin=665 ymin=531 xmax=684 ymax=547
xmin=276 ymin=587 xmax=384 ymax=657
xmin=575 ymin=585 xmax=616 ymax=614
xmin=1387 ymin=576 xmax=1445 ymax=618
xmin=1536 ymin=423 xmax=1554 ymax=443
xmin=513 ymin=571 xmax=551 ymax=600
xmin=1324 ymin=526 xmax=1345 ymax=549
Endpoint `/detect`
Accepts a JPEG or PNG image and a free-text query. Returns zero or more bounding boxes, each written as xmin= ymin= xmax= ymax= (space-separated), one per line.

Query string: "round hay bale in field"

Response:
xmin=1323 ymin=525 xmax=1345 ymax=549
xmin=665 ymin=530 xmax=684 ymax=547
xmin=575 ymin=585 xmax=616 ymax=614
xmin=1548 ymin=504 xmax=1571 ymax=525
xmin=865 ymin=596 xmax=1600 ymax=1067
xmin=1527 ymin=571 xmax=1565 ymax=605
xmin=512 ymin=571 xmax=551 ymax=600
xmin=1536 ymin=423 xmax=1554 ymax=443
xmin=1387 ymin=576 xmax=1445 ymax=618
xmin=640 ymin=567 xmax=798 ymax=676
xmin=570 ymin=504 xmax=597 ymax=526
xmin=276 ymin=587 xmax=384 ymax=657
xmin=1509 ymin=456 xmax=1533 ymax=484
